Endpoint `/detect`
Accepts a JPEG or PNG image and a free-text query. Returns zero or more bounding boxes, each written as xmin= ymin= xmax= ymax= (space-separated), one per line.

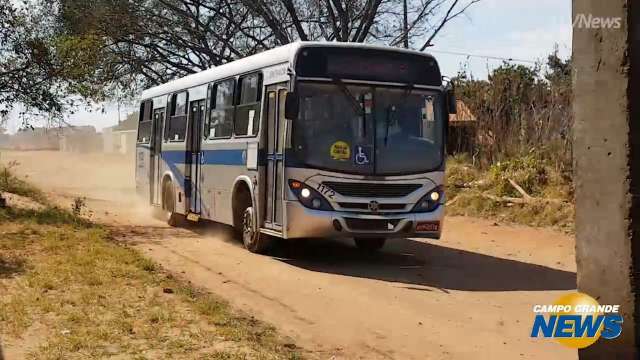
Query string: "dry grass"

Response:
xmin=446 ymin=154 xmax=574 ymax=232
xmin=445 ymin=190 xmax=574 ymax=232
xmin=0 ymin=207 xmax=302 ymax=359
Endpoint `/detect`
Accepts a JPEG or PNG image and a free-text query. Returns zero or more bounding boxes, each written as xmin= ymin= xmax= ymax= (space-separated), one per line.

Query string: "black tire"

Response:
xmin=239 ymin=206 xmax=272 ymax=254
xmin=162 ymin=180 xmax=183 ymax=227
xmin=354 ymin=237 xmax=386 ymax=252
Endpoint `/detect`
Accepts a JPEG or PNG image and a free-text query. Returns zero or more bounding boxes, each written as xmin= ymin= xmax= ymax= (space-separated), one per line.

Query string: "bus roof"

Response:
xmin=141 ymin=41 xmax=437 ymax=100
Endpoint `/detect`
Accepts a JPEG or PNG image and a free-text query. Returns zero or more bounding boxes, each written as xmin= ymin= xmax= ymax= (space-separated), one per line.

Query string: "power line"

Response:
xmin=426 ymin=49 xmax=539 ymax=64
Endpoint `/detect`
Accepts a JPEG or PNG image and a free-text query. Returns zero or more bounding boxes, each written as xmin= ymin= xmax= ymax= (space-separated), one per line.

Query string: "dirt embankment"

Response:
xmin=1 ymin=150 xmax=578 ymax=360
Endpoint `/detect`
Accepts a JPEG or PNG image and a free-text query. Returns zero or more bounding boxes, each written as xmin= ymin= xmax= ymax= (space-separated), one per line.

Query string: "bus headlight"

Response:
xmin=288 ymin=180 xmax=334 ymax=211
xmin=413 ymin=186 xmax=444 ymax=213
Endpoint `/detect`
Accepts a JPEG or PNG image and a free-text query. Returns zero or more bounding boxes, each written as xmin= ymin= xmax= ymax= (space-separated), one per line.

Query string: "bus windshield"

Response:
xmin=293 ymin=82 xmax=444 ymax=176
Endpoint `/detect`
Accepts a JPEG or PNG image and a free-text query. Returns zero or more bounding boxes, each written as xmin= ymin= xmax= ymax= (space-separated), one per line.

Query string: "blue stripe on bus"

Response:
xmin=154 ymin=148 xmax=310 ymax=169
xmin=142 ymin=147 xmax=306 ymax=168
xmin=161 ymin=149 xmax=247 ymax=166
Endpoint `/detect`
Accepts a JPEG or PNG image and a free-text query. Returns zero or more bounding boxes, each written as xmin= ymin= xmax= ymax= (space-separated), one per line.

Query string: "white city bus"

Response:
xmin=136 ymin=41 xmax=456 ymax=253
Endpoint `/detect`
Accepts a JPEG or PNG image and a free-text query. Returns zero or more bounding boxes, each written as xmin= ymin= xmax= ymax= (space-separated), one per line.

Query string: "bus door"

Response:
xmin=263 ymin=86 xmax=287 ymax=230
xmin=185 ymin=99 xmax=205 ymax=215
xmin=151 ymin=108 xmax=165 ymax=206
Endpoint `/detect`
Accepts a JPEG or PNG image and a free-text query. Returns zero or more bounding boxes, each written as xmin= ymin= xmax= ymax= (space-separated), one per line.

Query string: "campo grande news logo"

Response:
xmin=531 ymin=292 xmax=623 ymax=348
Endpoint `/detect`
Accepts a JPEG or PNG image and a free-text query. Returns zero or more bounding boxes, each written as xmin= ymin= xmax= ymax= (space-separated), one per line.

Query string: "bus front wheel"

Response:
xmin=354 ymin=237 xmax=386 ymax=252
xmin=240 ymin=206 xmax=272 ymax=254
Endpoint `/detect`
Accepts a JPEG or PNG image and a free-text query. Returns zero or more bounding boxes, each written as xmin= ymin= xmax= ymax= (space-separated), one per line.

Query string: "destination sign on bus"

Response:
xmin=295 ymin=47 xmax=442 ymax=86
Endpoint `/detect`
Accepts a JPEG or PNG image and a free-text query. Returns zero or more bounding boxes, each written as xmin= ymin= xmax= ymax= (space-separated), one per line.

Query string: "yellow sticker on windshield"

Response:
xmin=330 ymin=141 xmax=351 ymax=161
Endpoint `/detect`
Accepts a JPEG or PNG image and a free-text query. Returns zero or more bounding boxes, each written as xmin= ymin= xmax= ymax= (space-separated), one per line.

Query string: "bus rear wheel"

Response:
xmin=163 ymin=180 xmax=183 ymax=227
xmin=240 ymin=206 xmax=272 ymax=254
xmin=354 ymin=237 xmax=386 ymax=252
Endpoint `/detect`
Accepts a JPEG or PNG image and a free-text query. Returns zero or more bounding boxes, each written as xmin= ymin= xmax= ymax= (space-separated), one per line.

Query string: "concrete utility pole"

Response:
xmin=573 ymin=0 xmax=638 ymax=358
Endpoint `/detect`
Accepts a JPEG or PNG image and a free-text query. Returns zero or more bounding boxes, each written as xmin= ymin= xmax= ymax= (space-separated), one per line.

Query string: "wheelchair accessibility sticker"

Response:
xmin=354 ymin=145 xmax=372 ymax=165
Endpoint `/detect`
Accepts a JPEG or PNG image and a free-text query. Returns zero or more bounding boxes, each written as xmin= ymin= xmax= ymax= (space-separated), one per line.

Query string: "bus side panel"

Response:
xmin=135 ymin=144 xmax=152 ymax=204
xmin=160 ymin=142 xmax=188 ymax=215
xmin=199 ymin=140 xmax=257 ymax=226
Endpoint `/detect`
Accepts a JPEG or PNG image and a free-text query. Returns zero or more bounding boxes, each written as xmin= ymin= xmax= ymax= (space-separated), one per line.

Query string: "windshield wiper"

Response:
xmin=331 ymin=77 xmax=364 ymax=115
xmin=332 ymin=77 xmax=366 ymax=137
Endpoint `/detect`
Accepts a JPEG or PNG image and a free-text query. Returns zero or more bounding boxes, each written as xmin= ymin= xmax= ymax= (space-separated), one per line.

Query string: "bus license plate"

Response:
xmin=416 ymin=221 xmax=439 ymax=232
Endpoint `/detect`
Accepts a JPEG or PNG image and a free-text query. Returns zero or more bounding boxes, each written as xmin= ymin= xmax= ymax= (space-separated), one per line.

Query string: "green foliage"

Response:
xmin=455 ymin=51 xmax=573 ymax=171
xmin=55 ymin=34 xmax=112 ymax=101
xmin=3 ymin=0 xmax=481 ymax=116
xmin=446 ymin=155 xmax=480 ymax=199
xmin=546 ymin=48 xmax=572 ymax=85
xmin=487 ymin=151 xmax=548 ymax=197
xmin=0 ymin=0 xmax=120 ymax=118
xmin=0 ymin=206 xmax=93 ymax=227
xmin=0 ymin=0 xmax=63 ymax=115
xmin=53 ymin=0 xmax=481 ymax=95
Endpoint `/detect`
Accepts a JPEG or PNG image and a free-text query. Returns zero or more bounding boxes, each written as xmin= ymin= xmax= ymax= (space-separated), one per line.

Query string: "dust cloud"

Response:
xmin=1 ymin=150 xmax=150 ymax=224
xmin=0 ymin=149 xmax=240 ymax=245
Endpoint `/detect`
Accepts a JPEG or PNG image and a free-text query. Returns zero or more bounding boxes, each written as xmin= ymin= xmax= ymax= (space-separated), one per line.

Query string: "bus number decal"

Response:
xmin=316 ymin=184 xmax=336 ymax=199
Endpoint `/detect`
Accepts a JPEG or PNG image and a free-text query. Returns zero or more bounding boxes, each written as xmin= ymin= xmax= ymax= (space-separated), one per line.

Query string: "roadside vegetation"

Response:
xmin=446 ymin=51 xmax=574 ymax=232
xmin=0 ymin=169 xmax=302 ymax=359
xmin=1 ymin=161 xmax=48 ymax=204
xmin=446 ymin=153 xmax=574 ymax=232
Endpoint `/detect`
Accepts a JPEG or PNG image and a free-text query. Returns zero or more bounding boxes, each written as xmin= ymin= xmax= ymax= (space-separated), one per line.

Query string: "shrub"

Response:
xmin=487 ymin=151 xmax=549 ymax=197
xmin=0 ymin=162 xmax=47 ymax=204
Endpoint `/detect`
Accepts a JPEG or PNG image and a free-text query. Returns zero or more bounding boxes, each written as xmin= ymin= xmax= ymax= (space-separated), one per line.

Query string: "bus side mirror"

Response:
xmin=284 ymin=92 xmax=299 ymax=120
xmin=447 ymin=88 xmax=457 ymax=115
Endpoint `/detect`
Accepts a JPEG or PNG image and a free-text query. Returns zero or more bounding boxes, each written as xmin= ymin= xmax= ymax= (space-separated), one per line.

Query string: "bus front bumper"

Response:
xmin=284 ymin=200 xmax=444 ymax=240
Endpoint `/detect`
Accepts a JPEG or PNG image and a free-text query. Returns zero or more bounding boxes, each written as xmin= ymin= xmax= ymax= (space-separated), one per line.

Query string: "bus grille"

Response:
xmin=345 ymin=218 xmax=401 ymax=231
xmin=323 ymin=182 xmax=422 ymax=198
xmin=338 ymin=203 xmax=407 ymax=211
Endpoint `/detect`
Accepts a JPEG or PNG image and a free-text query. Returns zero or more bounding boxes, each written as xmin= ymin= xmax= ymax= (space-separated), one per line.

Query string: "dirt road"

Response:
xmin=1 ymin=150 xmax=578 ymax=359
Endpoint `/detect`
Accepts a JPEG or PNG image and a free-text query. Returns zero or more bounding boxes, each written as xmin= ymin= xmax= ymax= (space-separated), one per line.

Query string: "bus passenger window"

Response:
xmin=209 ymin=79 xmax=235 ymax=138
xmin=166 ymin=92 xmax=188 ymax=142
xmin=137 ymin=100 xmax=152 ymax=144
xmin=235 ymin=73 xmax=262 ymax=136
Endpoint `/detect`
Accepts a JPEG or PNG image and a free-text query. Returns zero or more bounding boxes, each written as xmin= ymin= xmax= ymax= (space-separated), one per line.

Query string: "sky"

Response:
xmin=430 ymin=0 xmax=572 ymax=77
xmin=4 ymin=0 xmax=572 ymax=134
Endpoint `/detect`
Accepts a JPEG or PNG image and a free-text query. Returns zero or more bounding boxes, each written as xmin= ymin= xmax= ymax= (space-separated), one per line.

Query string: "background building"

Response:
xmin=59 ymin=126 xmax=102 ymax=153
xmin=102 ymin=112 xmax=138 ymax=155
xmin=447 ymin=101 xmax=477 ymax=155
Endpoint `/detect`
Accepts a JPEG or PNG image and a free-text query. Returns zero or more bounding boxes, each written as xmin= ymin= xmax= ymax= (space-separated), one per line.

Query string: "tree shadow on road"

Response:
xmin=125 ymin=220 xmax=576 ymax=292
xmin=272 ymin=237 xmax=576 ymax=292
